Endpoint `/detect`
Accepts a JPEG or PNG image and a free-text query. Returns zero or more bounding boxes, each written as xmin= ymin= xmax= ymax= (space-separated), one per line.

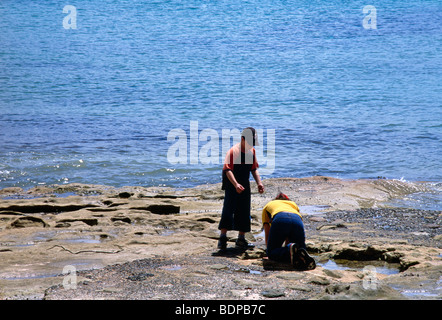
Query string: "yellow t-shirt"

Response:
xmin=262 ymin=200 xmax=302 ymax=225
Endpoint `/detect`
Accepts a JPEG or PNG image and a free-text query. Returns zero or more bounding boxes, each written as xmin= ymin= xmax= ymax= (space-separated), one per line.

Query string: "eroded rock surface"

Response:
xmin=0 ymin=177 xmax=440 ymax=300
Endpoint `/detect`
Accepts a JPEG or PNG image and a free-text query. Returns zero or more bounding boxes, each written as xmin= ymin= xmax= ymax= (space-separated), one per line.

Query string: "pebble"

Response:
xmin=285 ymin=284 xmax=312 ymax=292
xmin=127 ymin=273 xmax=154 ymax=281
xmin=323 ymin=269 xmax=344 ymax=279
xmin=261 ymin=289 xmax=285 ymax=298
xmin=209 ymin=264 xmax=228 ymax=270
xmin=308 ymin=276 xmax=330 ymax=286
xmin=309 ymin=216 xmax=326 ymax=222
xmin=276 ymin=273 xmax=304 ymax=281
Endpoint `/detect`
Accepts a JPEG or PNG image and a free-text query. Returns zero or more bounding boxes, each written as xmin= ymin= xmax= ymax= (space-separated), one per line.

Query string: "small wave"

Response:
xmin=383 ymin=180 xmax=442 ymax=211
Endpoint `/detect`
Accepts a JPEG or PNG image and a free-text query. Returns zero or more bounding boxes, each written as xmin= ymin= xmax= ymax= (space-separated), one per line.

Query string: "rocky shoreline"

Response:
xmin=0 ymin=176 xmax=440 ymax=300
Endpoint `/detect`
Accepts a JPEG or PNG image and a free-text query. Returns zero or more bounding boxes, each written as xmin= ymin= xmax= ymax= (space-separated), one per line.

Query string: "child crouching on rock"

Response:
xmin=262 ymin=193 xmax=316 ymax=270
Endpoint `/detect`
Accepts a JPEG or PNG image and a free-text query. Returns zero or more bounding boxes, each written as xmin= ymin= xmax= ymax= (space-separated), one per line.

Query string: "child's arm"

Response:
xmin=252 ymin=170 xmax=264 ymax=193
xmin=225 ymin=170 xmax=245 ymax=194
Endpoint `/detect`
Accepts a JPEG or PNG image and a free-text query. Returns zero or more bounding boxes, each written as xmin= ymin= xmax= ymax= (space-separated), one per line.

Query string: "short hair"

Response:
xmin=275 ymin=192 xmax=290 ymax=200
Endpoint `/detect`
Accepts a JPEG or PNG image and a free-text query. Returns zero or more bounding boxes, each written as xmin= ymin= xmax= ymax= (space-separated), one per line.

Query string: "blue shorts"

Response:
xmin=267 ymin=211 xmax=306 ymax=263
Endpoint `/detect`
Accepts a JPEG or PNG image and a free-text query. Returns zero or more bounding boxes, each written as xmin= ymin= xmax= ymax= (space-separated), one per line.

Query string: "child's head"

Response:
xmin=241 ymin=127 xmax=259 ymax=146
xmin=275 ymin=192 xmax=290 ymax=200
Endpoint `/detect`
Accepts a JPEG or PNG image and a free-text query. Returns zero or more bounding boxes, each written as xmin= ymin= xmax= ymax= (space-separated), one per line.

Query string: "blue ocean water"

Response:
xmin=0 ymin=1 xmax=441 ymax=206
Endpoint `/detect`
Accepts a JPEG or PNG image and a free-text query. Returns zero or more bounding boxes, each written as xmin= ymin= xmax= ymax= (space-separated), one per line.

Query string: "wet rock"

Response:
xmin=0 ymin=211 xmax=24 ymax=216
xmin=286 ymin=283 xmax=313 ymax=292
xmin=325 ymin=283 xmax=351 ymax=295
xmin=317 ymin=219 xmax=347 ymax=231
xmin=261 ymin=289 xmax=285 ymax=298
xmin=118 ymin=192 xmax=133 ymax=199
xmin=276 ymin=273 xmax=304 ymax=281
xmin=153 ymin=194 xmax=178 ymax=199
xmin=383 ymin=265 xmax=442 ymax=299
xmin=0 ymin=203 xmax=99 ymax=214
xmin=55 ymin=222 xmax=71 ymax=228
xmin=239 ymin=248 xmax=266 ymax=260
xmin=307 ymin=242 xmax=333 ymax=254
xmin=308 ymin=275 xmax=330 ymax=286
xmin=0 ymin=187 xmax=24 ymax=195
xmin=197 ymin=229 xmax=219 ymax=240
xmin=309 ymin=216 xmax=326 ymax=222
xmin=127 ymin=272 xmax=154 ymax=281
xmin=57 ymin=218 xmax=98 ymax=226
xmin=334 ymin=245 xmax=385 ymax=261
xmin=233 ymin=278 xmax=261 ymax=288
xmin=1 ymin=179 xmax=440 ymax=300
xmin=323 ymin=269 xmax=344 ymax=279
xmin=399 ymin=257 xmax=420 ymax=271
xmin=382 ymin=251 xmax=403 ymax=263
xmin=262 ymin=259 xmax=295 ymax=271
xmin=7 ymin=216 xmax=49 ymax=228
xmin=209 ymin=264 xmax=228 ymax=270
xmin=317 ymin=225 xmax=338 ymax=231
xmin=111 ymin=216 xmax=131 ymax=224
xmin=131 ymin=204 xmax=180 ymax=215
xmin=320 ymin=282 xmax=405 ymax=300
xmin=196 ymin=217 xmax=217 ymax=223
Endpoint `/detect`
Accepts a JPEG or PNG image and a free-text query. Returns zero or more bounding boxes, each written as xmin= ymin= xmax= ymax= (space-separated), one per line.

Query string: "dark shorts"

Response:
xmin=218 ymin=182 xmax=251 ymax=232
xmin=267 ymin=212 xmax=306 ymax=263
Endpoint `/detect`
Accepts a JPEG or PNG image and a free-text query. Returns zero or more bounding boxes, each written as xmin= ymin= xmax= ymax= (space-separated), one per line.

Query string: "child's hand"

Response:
xmin=258 ymin=183 xmax=265 ymax=194
xmin=235 ymin=184 xmax=245 ymax=194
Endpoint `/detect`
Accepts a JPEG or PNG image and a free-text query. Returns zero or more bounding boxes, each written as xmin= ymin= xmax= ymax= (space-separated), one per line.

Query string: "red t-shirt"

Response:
xmin=222 ymin=143 xmax=259 ymax=189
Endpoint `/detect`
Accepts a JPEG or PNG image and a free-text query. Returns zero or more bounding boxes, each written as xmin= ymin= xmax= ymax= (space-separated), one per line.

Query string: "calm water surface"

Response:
xmin=0 ymin=1 xmax=441 ymax=211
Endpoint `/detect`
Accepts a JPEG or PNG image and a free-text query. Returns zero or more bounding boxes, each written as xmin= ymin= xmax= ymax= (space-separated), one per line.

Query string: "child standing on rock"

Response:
xmin=218 ymin=127 xmax=265 ymax=250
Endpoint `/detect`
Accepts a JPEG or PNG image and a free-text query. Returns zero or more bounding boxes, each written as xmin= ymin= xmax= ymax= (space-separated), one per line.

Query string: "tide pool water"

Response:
xmin=1 ymin=1 xmax=441 ymax=211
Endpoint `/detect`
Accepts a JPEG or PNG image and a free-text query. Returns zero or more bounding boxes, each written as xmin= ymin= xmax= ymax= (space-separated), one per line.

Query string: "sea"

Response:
xmin=0 ymin=1 xmax=441 ymax=210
